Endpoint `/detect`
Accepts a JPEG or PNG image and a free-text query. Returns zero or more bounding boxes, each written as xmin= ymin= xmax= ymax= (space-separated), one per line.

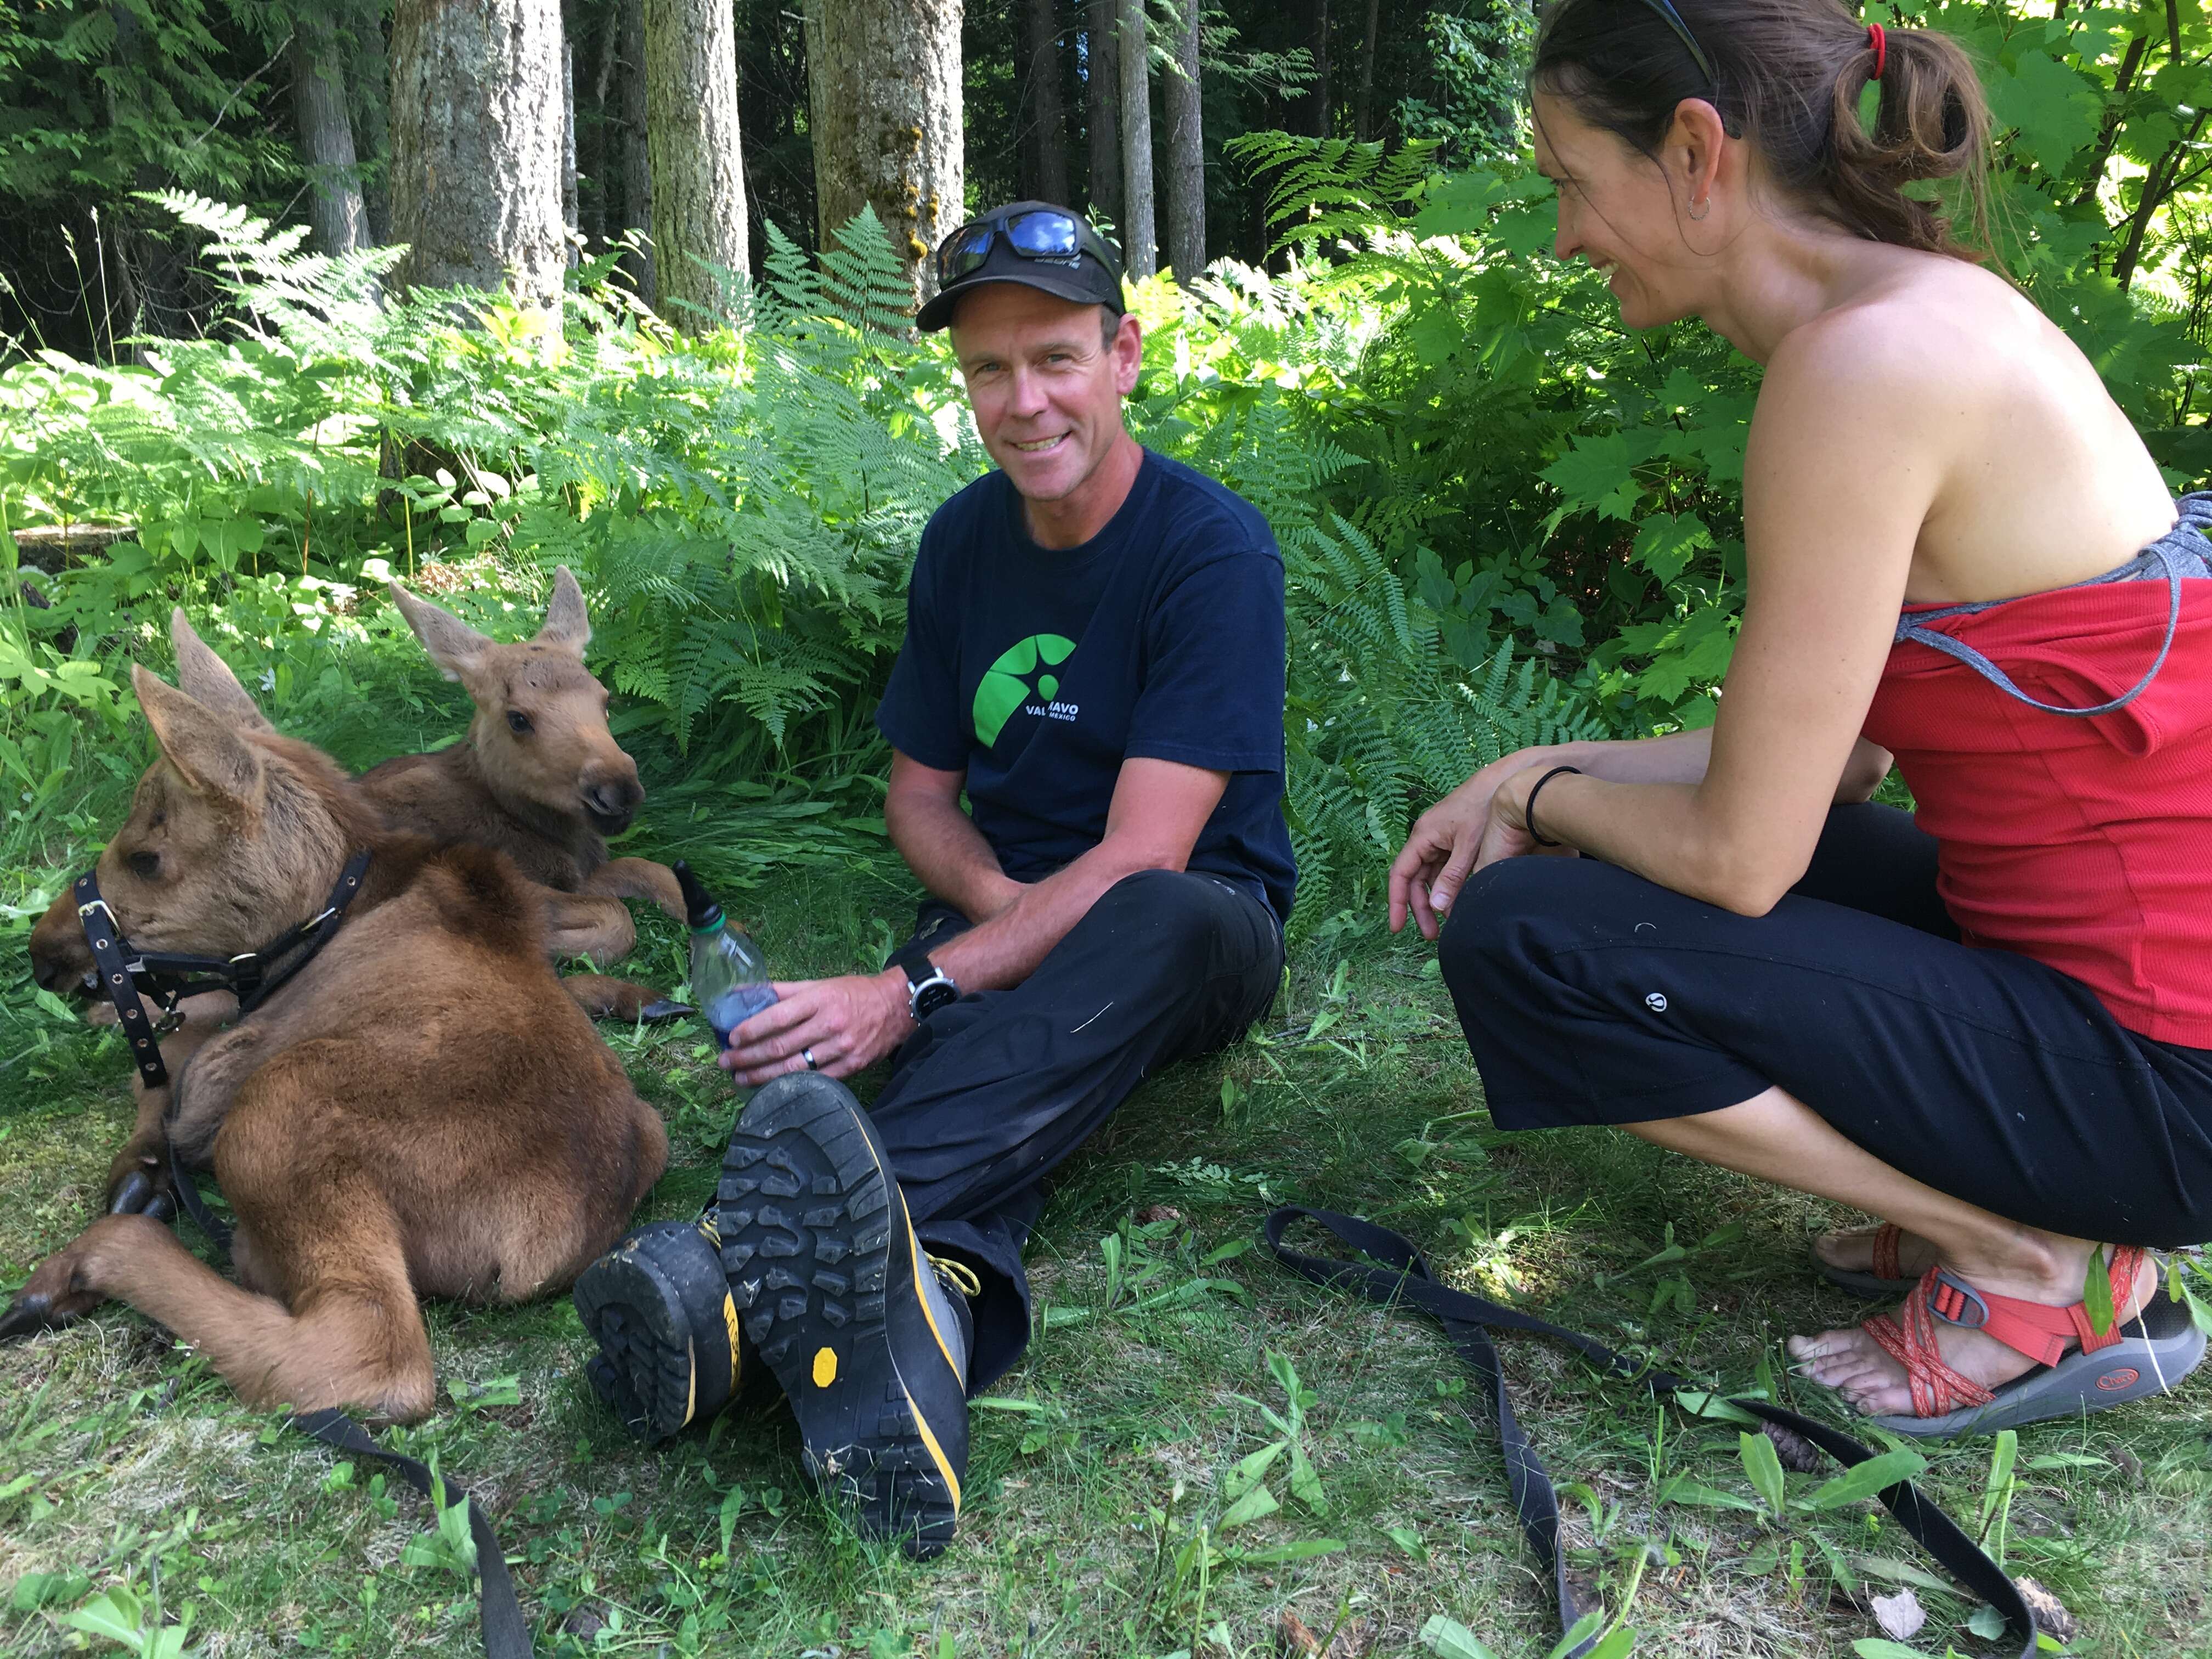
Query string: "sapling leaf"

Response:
xmin=1968 ymin=1604 xmax=2010 ymax=1640
xmin=61 ymin=1586 xmax=146 ymax=1648
xmin=1419 ymin=1613 xmax=1501 ymax=1659
xmin=1543 ymin=1609 xmax=1606 ymax=1659
xmin=1218 ymin=1481 xmax=1280 ymax=1530
xmin=1583 ymin=1629 xmax=1636 ymax=1659
xmin=1739 ymin=1430 xmax=1788 ymax=1519
xmin=1801 ymin=1448 xmax=1929 ymax=1510
xmin=1222 ymin=1441 xmax=1285 ymax=1502
xmin=718 ymin=1485 xmax=745 ymax=1558
xmin=1288 ymin=1441 xmax=1327 ymax=1514
xmin=2083 ymin=1244 xmax=2116 ymax=1336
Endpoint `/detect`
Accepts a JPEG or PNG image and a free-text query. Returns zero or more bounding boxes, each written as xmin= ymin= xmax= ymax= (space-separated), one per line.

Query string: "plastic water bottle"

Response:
xmin=673 ymin=861 xmax=776 ymax=1049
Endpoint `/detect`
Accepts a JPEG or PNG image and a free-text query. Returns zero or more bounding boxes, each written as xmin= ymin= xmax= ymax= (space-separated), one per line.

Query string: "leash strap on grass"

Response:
xmin=289 ymin=1408 xmax=533 ymax=1659
xmin=1262 ymin=1205 xmax=2036 ymax=1659
xmin=168 ymin=1164 xmax=527 ymax=1658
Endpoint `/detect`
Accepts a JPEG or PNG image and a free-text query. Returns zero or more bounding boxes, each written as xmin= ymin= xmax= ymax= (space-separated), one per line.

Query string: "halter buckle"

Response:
xmin=78 ymin=896 xmax=115 ymax=924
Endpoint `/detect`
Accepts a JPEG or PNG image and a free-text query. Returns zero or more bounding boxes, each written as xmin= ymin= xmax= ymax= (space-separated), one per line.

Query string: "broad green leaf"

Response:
xmin=1222 ymin=1441 xmax=1285 ymax=1502
xmin=1801 ymin=1448 xmax=1929 ymax=1510
xmin=1419 ymin=1613 xmax=1502 ymax=1659
xmin=61 ymin=1586 xmax=146 ymax=1647
xmin=2083 ymin=1245 xmax=2117 ymax=1335
xmin=1230 ymin=1537 xmax=1345 ymax=1565
xmin=1658 ymin=1474 xmax=1763 ymax=1513
xmin=1988 ymin=50 xmax=2102 ymax=174
xmin=1739 ymin=1429 xmax=1788 ymax=1519
xmin=1217 ymin=1481 xmax=1280 ymax=1530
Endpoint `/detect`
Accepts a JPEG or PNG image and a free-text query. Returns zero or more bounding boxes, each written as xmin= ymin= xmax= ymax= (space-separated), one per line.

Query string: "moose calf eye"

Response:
xmin=506 ymin=710 xmax=533 ymax=735
xmin=127 ymin=850 xmax=160 ymax=881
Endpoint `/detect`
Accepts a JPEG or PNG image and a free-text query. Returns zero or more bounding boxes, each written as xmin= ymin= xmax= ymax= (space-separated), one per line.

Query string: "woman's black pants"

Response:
xmin=1436 ymin=804 xmax=2212 ymax=1249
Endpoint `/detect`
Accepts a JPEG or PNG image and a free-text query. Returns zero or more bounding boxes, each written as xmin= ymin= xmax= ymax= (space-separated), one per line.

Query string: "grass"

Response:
xmin=4 ymin=797 xmax=2212 ymax=1659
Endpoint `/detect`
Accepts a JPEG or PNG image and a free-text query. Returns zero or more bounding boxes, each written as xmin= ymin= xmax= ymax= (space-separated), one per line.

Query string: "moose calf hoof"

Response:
xmin=105 ymin=1156 xmax=172 ymax=1218
xmin=637 ymin=999 xmax=696 ymax=1024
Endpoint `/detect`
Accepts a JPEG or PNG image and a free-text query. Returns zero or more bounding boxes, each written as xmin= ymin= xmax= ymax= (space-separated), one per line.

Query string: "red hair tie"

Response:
xmin=1867 ymin=22 xmax=1888 ymax=80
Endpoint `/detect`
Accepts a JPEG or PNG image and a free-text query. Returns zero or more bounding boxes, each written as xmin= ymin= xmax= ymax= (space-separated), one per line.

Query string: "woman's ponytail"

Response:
xmin=1825 ymin=22 xmax=1992 ymax=256
xmin=1533 ymin=0 xmax=1997 ymax=260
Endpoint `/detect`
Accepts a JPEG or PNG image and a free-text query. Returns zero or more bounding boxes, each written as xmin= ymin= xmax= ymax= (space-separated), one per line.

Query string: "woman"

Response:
xmin=1391 ymin=0 xmax=2211 ymax=1436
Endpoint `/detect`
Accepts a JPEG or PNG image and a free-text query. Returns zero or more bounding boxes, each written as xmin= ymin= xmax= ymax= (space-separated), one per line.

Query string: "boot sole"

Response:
xmin=573 ymin=1223 xmax=742 ymax=1443
xmin=717 ymin=1075 xmax=961 ymax=1559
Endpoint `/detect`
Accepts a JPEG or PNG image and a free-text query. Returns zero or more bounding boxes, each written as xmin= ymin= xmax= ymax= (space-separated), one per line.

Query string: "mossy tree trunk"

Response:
xmin=388 ymin=0 xmax=566 ymax=311
xmin=1162 ymin=0 xmax=1204 ymax=281
xmin=645 ymin=0 xmax=749 ymax=328
xmin=292 ymin=9 xmax=370 ymax=258
xmin=802 ymin=0 xmax=964 ymax=313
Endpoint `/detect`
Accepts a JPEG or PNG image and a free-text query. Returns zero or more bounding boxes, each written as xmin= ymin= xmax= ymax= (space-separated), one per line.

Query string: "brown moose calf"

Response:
xmin=8 ymin=620 xmax=667 ymax=1421
xmin=360 ymin=567 xmax=685 ymax=1018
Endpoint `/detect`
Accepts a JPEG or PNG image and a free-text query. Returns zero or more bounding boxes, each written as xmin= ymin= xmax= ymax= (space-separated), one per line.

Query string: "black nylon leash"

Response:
xmin=1263 ymin=1205 xmax=2036 ymax=1659
xmin=162 ymin=1142 xmax=534 ymax=1659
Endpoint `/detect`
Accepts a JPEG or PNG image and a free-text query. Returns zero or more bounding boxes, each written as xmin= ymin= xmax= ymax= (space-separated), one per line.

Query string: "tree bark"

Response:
xmin=1117 ymin=0 xmax=1155 ymax=278
xmin=292 ymin=9 xmax=370 ymax=258
xmin=1355 ymin=0 xmax=1380 ymax=140
xmin=390 ymin=0 xmax=566 ymax=310
xmin=803 ymin=0 xmax=964 ymax=312
xmin=1162 ymin=0 xmax=1203 ymax=280
xmin=1307 ymin=0 xmax=1331 ymax=138
xmin=562 ymin=41 xmax=579 ymax=263
xmin=1085 ymin=0 xmax=1122 ymax=229
xmin=1023 ymin=0 xmax=1071 ymax=204
xmin=645 ymin=0 xmax=749 ymax=327
xmin=619 ymin=0 xmax=655 ymax=300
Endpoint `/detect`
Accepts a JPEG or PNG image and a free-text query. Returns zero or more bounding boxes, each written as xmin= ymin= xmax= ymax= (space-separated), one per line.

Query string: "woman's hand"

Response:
xmin=1390 ymin=751 xmax=1565 ymax=938
xmin=719 ymin=969 xmax=912 ymax=1086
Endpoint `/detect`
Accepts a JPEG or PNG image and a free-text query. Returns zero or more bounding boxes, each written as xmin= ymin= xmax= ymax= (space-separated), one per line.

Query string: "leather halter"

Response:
xmin=72 ymin=850 xmax=373 ymax=1091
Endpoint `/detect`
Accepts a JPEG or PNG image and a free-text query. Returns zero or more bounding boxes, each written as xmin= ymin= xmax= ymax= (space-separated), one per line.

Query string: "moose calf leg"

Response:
xmin=543 ymin=889 xmax=637 ymax=967
xmin=585 ymin=856 xmax=686 ymax=922
xmin=103 ymin=992 xmax=239 ymax=1216
xmin=2 ymin=1211 xmax=437 ymax=1421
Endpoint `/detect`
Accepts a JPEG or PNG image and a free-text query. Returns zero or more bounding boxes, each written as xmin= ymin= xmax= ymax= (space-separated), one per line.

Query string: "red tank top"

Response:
xmin=1861 ymin=500 xmax=2212 ymax=1046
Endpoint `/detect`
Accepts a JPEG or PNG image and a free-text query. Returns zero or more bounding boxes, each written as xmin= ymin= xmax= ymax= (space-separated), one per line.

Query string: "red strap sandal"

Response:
xmin=1851 ymin=1245 xmax=2207 ymax=1439
xmin=1814 ymin=1221 xmax=1916 ymax=1299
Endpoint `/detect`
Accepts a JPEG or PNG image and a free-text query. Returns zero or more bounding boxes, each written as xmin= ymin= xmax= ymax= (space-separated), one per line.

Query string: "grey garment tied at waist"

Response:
xmin=1894 ymin=490 xmax=2212 ymax=718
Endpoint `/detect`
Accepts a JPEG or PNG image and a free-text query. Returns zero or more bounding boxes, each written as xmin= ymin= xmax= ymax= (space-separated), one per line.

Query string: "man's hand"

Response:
xmin=719 ymin=968 xmax=912 ymax=1086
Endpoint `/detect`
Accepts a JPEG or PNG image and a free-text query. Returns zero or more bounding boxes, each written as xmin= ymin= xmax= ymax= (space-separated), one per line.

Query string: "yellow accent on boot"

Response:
xmin=812 ymin=1346 xmax=838 ymax=1387
xmin=904 ymin=1382 xmax=964 ymax=1511
xmin=929 ymin=1253 xmax=983 ymax=1299
xmin=723 ymin=1292 xmax=743 ymax=1392
xmin=681 ymin=1336 xmax=697 ymax=1427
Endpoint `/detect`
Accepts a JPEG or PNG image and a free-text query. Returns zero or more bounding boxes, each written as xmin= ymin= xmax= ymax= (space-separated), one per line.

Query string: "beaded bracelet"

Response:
xmin=1523 ymin=764 xmax=1583 ymax=848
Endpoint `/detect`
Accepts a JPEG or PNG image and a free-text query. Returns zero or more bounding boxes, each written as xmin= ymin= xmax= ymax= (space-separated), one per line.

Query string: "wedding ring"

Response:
xmin=802 ymin=1047 xmax=817 ymax=1071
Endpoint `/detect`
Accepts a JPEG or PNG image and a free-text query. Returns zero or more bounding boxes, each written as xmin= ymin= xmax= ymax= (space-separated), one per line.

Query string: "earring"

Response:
xmin=1689 ymin=196 xmax=1712 ymax=221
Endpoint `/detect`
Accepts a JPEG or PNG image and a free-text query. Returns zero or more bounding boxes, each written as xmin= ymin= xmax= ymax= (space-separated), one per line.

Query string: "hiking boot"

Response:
xmin=716 ymin=1073 xmax=974 ymax=1560
xmin=573 ymin=1217 xmax=755 ymax=1443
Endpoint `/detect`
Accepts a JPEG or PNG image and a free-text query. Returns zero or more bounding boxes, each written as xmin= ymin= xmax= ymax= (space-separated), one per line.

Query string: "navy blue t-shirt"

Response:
xmin=876 ymin=450 xmax=1295 ymax=924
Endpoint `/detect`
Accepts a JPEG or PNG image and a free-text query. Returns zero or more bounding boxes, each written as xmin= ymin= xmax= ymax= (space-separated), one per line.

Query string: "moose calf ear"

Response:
xmin=534 ymin=566 xmax=591 ymax=652
xmin=133 ymin=665 xmax=266 ymax=808
xmin=170 ymin=609 xmax=274 ymax=733
xmin=389 ymin=581 xmax=491 ymax=684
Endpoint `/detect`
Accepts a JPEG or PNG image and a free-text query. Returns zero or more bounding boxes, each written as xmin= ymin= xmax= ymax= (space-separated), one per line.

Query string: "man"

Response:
xmin=572 ymin=203 xmax=1292 ymax=1558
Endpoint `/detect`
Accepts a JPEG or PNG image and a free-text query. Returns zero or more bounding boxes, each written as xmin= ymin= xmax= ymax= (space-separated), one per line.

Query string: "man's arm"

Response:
xmin=719 ymin=756 xmax=1229 ymax=1086
xmin=883 ymin=750 xmax=1024 ymax=924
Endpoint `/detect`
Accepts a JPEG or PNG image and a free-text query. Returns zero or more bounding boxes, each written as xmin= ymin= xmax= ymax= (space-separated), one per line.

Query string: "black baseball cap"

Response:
xmin=915 ymin=201 xmax=1127 ymax=334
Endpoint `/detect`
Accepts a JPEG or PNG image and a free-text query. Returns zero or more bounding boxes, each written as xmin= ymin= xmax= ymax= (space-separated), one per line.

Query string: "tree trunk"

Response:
xmin=803 ymin=0 xmax=964 ymax=313
xmin=1307 ymin=0 xmax=1331 ymax=138
xmin=645 ymin=0 xmax=749 ymax=327
xmin=292 ymin=10 xmax=370 ymax=258
xmin=1117 ymin=0 xmax=1155 ymax=278
xmin=1355 ymin=0 xmax=1380 ymax=140
xmin=1162 ymin=0 xmax=1203 ymax=280
xmin=619 ymin=0 xmax=655 ymax=301
xmin=389 ymin=0 xmax=566 ymax=310
xmin=1022 ymin=0 xmax=1071 ymax=204
xmin=1085 ymin=0 xmax=1122 ymax=229
xmin=562 ymin=41 xmax=579 ymax=263
xmin=579 ymin=10 xmax=617 ymax=245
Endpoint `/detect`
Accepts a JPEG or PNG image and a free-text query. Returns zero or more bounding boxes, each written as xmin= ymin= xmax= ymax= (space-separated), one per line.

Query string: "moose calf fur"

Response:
xmin=358 ymin=568 xmax=685 ymax=1019
xmin=11 ymin=621 xmax=667 ymax=1420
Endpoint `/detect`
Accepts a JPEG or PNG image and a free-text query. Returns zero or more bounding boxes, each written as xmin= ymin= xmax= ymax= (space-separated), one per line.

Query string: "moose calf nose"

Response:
xmin=583 ymin=777 xmax=644 ymax=830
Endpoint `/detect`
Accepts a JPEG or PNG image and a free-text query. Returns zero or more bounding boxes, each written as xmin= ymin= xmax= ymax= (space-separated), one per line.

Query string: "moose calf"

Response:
xmin=9 ymin=616 xmax=667 ymax=1420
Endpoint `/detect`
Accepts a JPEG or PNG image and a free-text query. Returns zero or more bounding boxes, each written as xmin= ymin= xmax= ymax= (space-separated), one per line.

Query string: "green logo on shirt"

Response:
xmin=973 ymin=633 xmax=1078 ymax=747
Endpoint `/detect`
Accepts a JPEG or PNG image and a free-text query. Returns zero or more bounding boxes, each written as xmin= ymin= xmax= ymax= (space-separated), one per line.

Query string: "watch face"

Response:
xmin=914 ymin=979 xmax=959 ymax=1020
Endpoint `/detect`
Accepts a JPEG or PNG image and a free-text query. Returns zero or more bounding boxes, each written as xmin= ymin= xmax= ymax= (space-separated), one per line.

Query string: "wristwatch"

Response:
xmin=896 ymin=949 xmax=960 ymax=1023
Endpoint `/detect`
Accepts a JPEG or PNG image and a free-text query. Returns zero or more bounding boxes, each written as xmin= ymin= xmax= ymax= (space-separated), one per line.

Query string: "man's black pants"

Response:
xmin=868 ymin=868 xmax=1284 ymax=1390
xmin=1436 ymin=803 xmax=2212 ymax=1249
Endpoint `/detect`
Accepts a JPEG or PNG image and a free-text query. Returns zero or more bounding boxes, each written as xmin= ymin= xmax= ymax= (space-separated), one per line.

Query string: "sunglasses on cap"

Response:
xmin=934 ymin=210 xmax=1121 ymax=289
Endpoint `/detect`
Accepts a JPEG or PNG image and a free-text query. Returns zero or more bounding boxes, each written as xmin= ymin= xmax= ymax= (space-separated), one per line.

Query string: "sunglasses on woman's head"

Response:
xmin=935 ymin=211 xmax=1117 ymax=287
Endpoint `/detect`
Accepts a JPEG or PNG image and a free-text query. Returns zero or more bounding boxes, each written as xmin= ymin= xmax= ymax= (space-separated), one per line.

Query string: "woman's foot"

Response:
xmin=1788 ymin=1243 xmax=2155 ymax=1418
xmin=1813 ymin=1221 xmax=1935 ymax=1281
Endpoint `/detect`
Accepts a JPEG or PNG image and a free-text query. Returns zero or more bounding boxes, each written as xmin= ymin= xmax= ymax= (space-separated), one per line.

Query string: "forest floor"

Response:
xmin=4 ymin=853 xmax=2210 ymax=1659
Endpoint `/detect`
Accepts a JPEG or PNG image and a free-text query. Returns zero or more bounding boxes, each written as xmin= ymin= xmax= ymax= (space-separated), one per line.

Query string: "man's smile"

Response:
xmin=1010 ymin=433 xmax=1070 ymax=454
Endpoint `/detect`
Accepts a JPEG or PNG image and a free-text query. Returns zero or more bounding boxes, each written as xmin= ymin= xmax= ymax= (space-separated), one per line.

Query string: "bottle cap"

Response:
xmin=671 ymin=860 xmax=724 ymax=933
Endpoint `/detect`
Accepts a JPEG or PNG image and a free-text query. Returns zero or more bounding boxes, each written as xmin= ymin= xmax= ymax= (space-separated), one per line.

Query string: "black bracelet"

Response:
xmin=1523 ymin=765 xmax=1583 ymax=848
